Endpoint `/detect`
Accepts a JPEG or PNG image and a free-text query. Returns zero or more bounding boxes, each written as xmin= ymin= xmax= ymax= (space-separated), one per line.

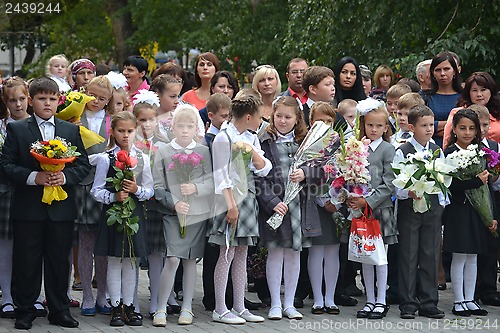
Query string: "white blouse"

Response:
xmin=91 ymin=145 xmax=153 ymax=204
xmin=212 ymin=122 xmax=271 ymax=194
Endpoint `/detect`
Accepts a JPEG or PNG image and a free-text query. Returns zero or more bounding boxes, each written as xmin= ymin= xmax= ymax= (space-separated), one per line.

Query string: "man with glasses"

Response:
xmin=280 ymin=58 xmax=308 ymax=105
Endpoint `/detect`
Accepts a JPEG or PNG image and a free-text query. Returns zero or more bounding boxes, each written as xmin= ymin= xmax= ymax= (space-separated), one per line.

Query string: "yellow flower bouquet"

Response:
xmin=30 ymin=137 xmax=81 ymax=205
xmin=57 ymin=91 xmax=105 ymax=149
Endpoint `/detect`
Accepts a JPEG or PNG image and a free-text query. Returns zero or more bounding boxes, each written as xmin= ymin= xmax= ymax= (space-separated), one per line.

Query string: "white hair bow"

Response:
xmin=105 ymin=71 xmax=128 ymax=89
xmin=133 ymin=90 xmax=160 ymax=107
xmin=356 ymin=97 xmax=383 ymax=116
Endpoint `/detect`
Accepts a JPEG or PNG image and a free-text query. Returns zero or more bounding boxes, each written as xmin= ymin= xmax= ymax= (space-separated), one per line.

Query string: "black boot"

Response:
xmin=110 ymin=303 xmax=124 ymax=327
xmin=123 ymin=304 xmax=142 ymax=326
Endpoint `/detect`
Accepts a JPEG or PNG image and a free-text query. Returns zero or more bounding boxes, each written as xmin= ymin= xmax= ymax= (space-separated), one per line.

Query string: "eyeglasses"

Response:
xmin=290 ymin=69 xmax=305 ymax=75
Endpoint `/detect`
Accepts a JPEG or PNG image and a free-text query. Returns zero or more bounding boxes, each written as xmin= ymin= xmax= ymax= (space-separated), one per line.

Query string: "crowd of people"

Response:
xmin=0 ymin=50 xmax=499 ymax=330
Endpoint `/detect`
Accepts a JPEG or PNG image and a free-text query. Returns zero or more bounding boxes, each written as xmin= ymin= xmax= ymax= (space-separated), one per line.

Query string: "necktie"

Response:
xmin=401 ymin=132 xmax=411 ymax=139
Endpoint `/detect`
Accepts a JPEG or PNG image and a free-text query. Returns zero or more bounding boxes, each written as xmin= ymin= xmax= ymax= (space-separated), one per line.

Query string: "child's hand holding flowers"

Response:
xmin=289 ymin=168 xmax=305 ymax=183
xmin=180 ymin=183 xmax=197 ymax=196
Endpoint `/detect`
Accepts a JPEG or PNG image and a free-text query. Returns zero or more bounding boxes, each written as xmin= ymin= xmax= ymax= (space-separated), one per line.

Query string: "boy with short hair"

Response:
xmin=204 ymin=93 xmax=231 ymax=149
xmin=301 ymin=66 xmax=336 ymax=125
xmin=386 ymin=84 xmax=412 ymax=133
xmin=395 ymin=105 xmax=446 ymax=319
xmin=0 ymin=77 xmax=90 ymax=329
xmin=337 ymin=99 xmax=357 ymax=128
xmin=391 ymin=93 xmax=425 ymax=147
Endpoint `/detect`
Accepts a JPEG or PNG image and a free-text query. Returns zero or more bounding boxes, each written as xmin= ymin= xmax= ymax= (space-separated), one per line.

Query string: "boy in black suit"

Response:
xmin=0 ymin=77 xmax=90 ymax=329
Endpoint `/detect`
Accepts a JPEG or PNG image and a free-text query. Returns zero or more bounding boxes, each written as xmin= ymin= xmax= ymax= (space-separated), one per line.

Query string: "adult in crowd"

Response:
xmin=416 ymin=59 xmax=432 ymax=97
xmin=280 ymin=58 xmax=309 ymax=105
xmin=252 ymin=65 xmax=281 ymax=121
xmin=369 ymin=65 xmax=395 ymax=101
xmin=359 ymin=65 xmax=372 ymax=97
xmin=151 ymin=62 xmax=190 ymax=95
xmin=333 ymin=56 xmax=366 ymax=105
xmin=199 ymin=71 xmax=239 ymax=126
xmin=69 ymin=59 xmax=96 ymax=91
xmin=427 ymin=51 xmax=462 ymax=147
xmin=181 ymin=52 xmax=220 ymax=110
xmin=122 ymin=55 xmax=150 ymax=107
xmin=443 ymin=72 xmax=500 ymax=146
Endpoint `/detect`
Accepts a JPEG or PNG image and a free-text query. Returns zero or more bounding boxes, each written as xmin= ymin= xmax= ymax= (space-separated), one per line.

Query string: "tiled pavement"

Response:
xmin=0 ymin=262 xmax=499 ymax=332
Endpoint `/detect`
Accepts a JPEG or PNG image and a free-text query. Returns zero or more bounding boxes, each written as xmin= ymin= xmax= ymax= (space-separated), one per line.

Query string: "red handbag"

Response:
xmin=348 ymin=205 xmax=388 ymax=265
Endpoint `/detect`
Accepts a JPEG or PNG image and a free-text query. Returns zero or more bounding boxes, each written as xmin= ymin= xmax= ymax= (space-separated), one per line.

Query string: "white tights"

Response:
xmin=266 ymin=248 xmax=300 ymax=310
xmin=214 ymin=246 xmax=247 ymax=317
xmin=308 ymin=244 xmax=340 ymax=307
xmin=157 ymin=257 xmax=197 ymax=313
xmin=107 ymin=256 xmax=137 ymax=306
xmin=451 ymin=253 xmax=477 ymax=309
xmin=362 ymin=263 xmax=388 ymax=312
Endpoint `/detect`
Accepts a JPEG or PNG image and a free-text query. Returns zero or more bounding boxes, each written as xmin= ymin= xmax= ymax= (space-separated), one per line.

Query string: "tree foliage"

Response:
xmin=2 ymin=0 xmax=499 ymax=82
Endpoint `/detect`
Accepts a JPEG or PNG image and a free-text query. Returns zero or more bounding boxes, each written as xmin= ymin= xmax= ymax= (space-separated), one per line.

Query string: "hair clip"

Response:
xmin=356 ymin=97 xmax=382 ymax=116
xmin=133 ymin=90 xmax=160 ymax=107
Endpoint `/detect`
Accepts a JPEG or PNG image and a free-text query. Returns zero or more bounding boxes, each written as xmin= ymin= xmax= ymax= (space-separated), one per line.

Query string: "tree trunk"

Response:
xmin=107 ymin=0 xmax=137 ymax=67
xmin=23 ymin=37 xmax=35 ymax=66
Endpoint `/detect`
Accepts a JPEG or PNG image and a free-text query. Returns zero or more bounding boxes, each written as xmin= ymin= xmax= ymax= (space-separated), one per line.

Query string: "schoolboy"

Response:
xmin=337 ymin=99 xmax=357 ymax=128
xmin=386 ymin=84 xmax=411 ymax=133
xmin=0 ymin=77 xmax=90 ymax=329
xmin=204 ymin=93 xmax=231 ymax=150
xmin=395 ymin=105 xmax=446 ymax=319
xmin=391 ymin=93 xmax=425 ymax=147
xmin=301 ymin=66 xmax=336 ymax=126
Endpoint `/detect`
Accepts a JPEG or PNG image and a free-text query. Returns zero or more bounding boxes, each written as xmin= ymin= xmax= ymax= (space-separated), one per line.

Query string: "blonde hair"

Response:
xmin=86 ymin=75 xmax=113 ymax=98
xmin=150 ymin=74 xmax=183 ymax=95
xmin=468 ymin=104 xmax=490 ymax=120
xmin=206 ymin=93 xmax=231 ymax=115
xmin=397 ymin=93 xmax=424 ymax=110
xmin=108 ymin=87 xmax=129 ymax=115
xmin=172 ymin=105 xmax=199 ymax=125
xmin=46 ymin=54 xmax=69 ymax=77
xmin=107 ymin=111 xmax=137 ymax=149
xmin=358 ymin=106 xmax=392 ymax=142
xmin=386 ymin=83 xmax=411 ymax=99
xmin=373 ymin=65 xmax=395 ymax=89
xmin=337 ymin=99 xmax=357 ymax=114
xmin=234 ymin=87 xmax=261 ymax=100
xmin=251 ymin=66 xmax=281 ymax=99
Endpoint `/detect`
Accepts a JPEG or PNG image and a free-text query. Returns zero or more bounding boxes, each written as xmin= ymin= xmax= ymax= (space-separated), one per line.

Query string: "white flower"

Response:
xmin=411 ymin=177 xmax=436 ymax=197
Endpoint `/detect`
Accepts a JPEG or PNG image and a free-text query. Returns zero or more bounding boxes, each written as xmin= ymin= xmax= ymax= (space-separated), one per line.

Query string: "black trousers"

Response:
xmin=12 ymin=218 xmax=74 ymax=317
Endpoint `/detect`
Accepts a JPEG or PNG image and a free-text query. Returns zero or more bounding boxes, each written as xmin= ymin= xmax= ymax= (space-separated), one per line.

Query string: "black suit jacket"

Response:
xmin=0 ymin=116 xmax=90 ymax=221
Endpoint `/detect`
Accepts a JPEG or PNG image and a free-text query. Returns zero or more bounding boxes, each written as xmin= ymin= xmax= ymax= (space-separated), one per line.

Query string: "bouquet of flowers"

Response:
xmin=392 ymin=149 xmax=456 ymax=213
xmin=134 ymin=140 xmax=158 ymax=167
xmin=247 ymin=247 xmax=268 ymax=280
xmin=158 ymin=116 xmax=174 ymax=141
xmin=446 ymin=144 xmax=497 ymax=236
xmin=266 ymin=121 xmax=340 ymax=230
xmin=56 ymin=90 xmax=105 ymax=149
xmin=30 ymin=137 xmax=81 ymax=204
xmin=167 ymin=149 xmax=205 ymax=237
xmin=105 ymin=150 xmax=140 ymax=259
xmin=482 ymin=147 xmax=500 ymax=175
xmin=329 ymin=135 xmax=372 ymax=205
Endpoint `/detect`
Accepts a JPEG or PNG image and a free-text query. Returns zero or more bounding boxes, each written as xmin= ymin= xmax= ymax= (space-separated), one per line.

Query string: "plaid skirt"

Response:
xmin=145 ymin=202 xmax=166 ymax=254
xmin=209 ymin=192 xmax=259 ymax=247
xmin=0 ymin=189 xmax=12 ymax=240
xmin=75 ymin=184 xmax=103 ymax=230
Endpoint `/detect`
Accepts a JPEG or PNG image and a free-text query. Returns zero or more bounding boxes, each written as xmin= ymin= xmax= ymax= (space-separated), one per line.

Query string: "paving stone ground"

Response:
xmin=0 ymin=262 xmax=499 ymax=332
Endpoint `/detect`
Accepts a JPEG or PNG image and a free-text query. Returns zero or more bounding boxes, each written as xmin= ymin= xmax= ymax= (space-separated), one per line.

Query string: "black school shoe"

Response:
xmin=335 ymin=294 xmax=358 ymax=306
xmin=400 ymin=308 xmax=416 ymax=319
xmin=368 ymin=303 xmax=389 ymax=319
xmin=419 ymin=307 xmax=445 ymax=319
xmin=464 ymin=301 xmax=488 ymax=316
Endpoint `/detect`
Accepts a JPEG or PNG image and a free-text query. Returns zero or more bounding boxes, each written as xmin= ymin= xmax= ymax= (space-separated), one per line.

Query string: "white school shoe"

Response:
xmin=178 ymin=308 xmax=194 ymax=325
xmin=231 ymin=309 xmax=265 ymax=323
xmin=212 ymin=310 xmax=246 ymax=324
xmin=283 ymin=306 xmax=303 ymax=320
xmin=152 ymin=310 xmax=166 ymax=327
xmin=267 ymin=306 xmax=282 ymax=320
